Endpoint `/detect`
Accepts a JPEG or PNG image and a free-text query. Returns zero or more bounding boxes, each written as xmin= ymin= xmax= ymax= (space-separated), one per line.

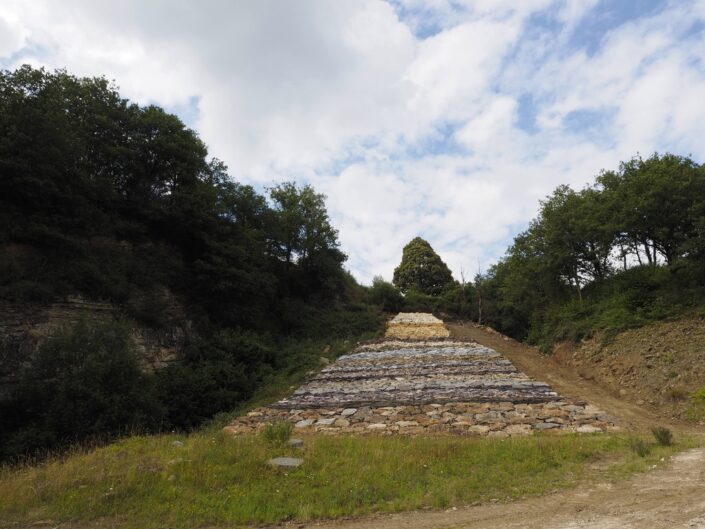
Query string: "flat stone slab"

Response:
xmin=267 ymin=457 xmax=303 ymax=468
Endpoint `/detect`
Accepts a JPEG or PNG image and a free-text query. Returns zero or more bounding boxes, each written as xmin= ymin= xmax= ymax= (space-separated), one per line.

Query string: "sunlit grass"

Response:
xmin=0 ymin=432 xmax=689 ymax=528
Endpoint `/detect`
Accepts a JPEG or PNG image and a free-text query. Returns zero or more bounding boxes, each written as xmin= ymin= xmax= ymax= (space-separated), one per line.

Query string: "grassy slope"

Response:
xmin=0 ymin=432 xmax=688 ymax=528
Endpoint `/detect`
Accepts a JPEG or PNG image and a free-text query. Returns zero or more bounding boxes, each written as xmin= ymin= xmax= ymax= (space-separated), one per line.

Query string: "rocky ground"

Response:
xmin=225 ymin=315 xmax=617 ymax=437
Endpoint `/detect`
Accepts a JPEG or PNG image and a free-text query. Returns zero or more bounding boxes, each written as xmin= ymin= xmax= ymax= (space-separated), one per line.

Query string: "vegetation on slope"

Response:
xmin=0 ymin=65 xmax=383 ymax=460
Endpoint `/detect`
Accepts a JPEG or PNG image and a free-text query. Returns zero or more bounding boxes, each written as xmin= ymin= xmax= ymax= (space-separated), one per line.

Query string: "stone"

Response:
xmin=268 ymin=457 xmax=304 ymax=468
xmin=504 ymin=424 xmax=532 ymax=436
xmin=334 ymin=418 xmax=350 ymax=427
xmin=468 ymin=425 xmax=490 ymax=435
xmin=367 ymin=423 xmax=387 ymax=430
xmin=295 ymin=419 xmax=314 ymax=428
xmin=288 ymin=438 xmax=304 ymax=448
xmin=171 ymin=440 xmax=185 ymax=447
xmin=341 ymin=408 xmax=357 ymax=416
xmin=316 ymin=418 xmax=336 ymax=426
xmin=395 ymin=420 xmax=419 ymax=427
xmin=534 ymin=422 xmax=561 ymax=430
xmin=576 ymin=425 xmax=602 ymax=434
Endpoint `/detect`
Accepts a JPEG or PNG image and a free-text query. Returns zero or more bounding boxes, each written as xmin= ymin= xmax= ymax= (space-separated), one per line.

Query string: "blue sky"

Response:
xmin=1 ymin=0 xmax=704 ymax=283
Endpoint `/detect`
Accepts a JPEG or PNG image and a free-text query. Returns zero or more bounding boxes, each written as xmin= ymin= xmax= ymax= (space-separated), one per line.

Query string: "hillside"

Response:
xmin=553 ymin=315 xmax=705 ymax=423
xmin=0 ymin=66 xmax=384 ymax=461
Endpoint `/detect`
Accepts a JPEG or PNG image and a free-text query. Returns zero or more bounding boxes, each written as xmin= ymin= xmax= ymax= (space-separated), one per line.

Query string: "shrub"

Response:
xmin=368 ymin=276 xmax=403 ymax=313
xmin=650 ymin=426 xmax=673 ymax=446
xmin=628 ymin=436 xmax=651 ymax=457
xmin=261 ymin=421 xmax=293 ymax=446
xmin=668 ymin=386 xmax=689 ymax=401
xmin=1 ymin=317 xmax=164 ymax=461
xmin=685 ymin=387 xmax=705 ymax=422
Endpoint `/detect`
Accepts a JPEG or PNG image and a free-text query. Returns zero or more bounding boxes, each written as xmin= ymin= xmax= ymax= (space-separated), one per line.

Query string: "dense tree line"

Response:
xmin=477 ymin=153 xmax=705 ymax=349
xmin=372 ymin=155 xmax=705 ymax=352
xmin=0 ymin=66 xmax=382 ymax=459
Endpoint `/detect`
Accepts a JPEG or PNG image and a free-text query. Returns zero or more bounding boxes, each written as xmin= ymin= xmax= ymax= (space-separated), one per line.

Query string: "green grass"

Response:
xmin=0 ymin=432 xmax=687 ymax=528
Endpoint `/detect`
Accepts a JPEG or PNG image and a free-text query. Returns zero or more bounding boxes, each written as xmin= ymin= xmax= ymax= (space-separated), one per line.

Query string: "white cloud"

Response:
xmin=2 ymin=0 xmax=705 ymax=283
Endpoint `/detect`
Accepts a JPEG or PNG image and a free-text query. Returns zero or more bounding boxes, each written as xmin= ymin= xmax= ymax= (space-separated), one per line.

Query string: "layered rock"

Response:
xmin=225 ymin=328 xmax=618 ymax=437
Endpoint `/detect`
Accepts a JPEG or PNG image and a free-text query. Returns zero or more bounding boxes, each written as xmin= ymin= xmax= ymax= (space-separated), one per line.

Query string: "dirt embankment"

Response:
xmin=447 ymin=321 xmax=701 ymax=433
xmin=551 ymin=316 xmax=705 ymax=423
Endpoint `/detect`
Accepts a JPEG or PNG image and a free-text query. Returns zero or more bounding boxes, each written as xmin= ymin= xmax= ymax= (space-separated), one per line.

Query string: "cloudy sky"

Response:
xmin=2 ymin=1 xmax=704 ymax=283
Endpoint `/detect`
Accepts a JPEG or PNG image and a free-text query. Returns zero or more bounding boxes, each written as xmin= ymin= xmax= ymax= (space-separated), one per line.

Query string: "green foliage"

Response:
xmin=0 ymin=65 xmax=384 ymax=460
xmin=650 ymin=426 xmax=673 ymax=446
xmin=260 ymin=421 xmax=293 ymax=446
xmin=478 ymin=153 xmax=705 ymax=346
xmin=628 ymin=436 xmax=651 ymax=457
xmin=368 ymin=276 xmax=404 ymax=312
xmin=685 ymin=387 xmax=705 ymax=422
xmin=393 ymin=237 xmax=454 ymax=295
xmin=0 ymin=318 xmax=164 ymax=460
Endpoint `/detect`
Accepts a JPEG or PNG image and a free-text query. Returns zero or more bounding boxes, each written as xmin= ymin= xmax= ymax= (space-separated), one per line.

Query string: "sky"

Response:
xmin=1 ymin=0 xmax=705 ymax=284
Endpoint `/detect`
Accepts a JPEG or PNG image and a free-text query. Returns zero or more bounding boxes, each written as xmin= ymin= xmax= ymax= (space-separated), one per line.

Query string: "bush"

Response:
xmin=368 ymin=276 xmax=403 ymax=313
xmin=261 ymin=421 xmax=293 ymax=446
xmin=685 ymin=387 xmax=705 ymax=422
xmin=0 ymin=317 xmax=164 ymax=460
xmin=650 ymin=426 xmax=673 ymax=446
xmin=628 ymin=436 xmax=651 ymax=457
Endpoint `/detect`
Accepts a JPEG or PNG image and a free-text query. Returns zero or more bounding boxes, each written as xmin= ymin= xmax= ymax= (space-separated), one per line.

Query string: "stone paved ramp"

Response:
xmin=225 ymin=327 xmax=618 ymax=437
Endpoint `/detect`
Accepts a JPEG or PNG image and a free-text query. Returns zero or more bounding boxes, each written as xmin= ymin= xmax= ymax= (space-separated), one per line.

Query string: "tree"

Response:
xmin=368 ymin=276 xmax=403 ymax=312
xmin=597 ymin=153 xmax=705 ymax=266
xmin=393 ymin=237 xmax=454 ymax=295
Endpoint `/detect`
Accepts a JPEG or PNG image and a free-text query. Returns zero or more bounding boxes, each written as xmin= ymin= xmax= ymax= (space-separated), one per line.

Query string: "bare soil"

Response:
xmin=300 ymin=322 xmax=705 ymax=529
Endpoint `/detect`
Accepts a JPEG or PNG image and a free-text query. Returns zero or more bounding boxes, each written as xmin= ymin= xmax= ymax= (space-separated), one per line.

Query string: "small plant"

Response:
xmin=650 ymin=426 xmax=673 ymax=446
xmin=628 ymin=436 xmax=651 ymax=457
xmin=260 ymin=421 xmax=293 ymax=446
xmin=685 ymin=387 xmax=705 ymax=422
xmin=667 ymin=386 xmax=688 ymax=401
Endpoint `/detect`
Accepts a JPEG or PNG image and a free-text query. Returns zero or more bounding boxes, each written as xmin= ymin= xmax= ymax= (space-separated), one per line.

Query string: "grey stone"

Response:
xmin=171 ymin=440 xmax=185 ymax=447
xmin=294 ymin=419 xmax=314 ymax=428
xmin=268 ymin=457 xmax=304 ymax=468
xmin=534 ymin=422 xmax=561 ymax=430
xmin=288 ymin=438 xmax=304 ymax=448
xmin=341 ymin=408 xmax=357 ymax=416
xmin=316 ymin=418 xmax=336 ymax=426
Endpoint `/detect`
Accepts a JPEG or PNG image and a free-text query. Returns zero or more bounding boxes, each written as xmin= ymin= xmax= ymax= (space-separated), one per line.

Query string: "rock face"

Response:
xmin=0 ymin=296 xmax=189 ymax=397
xmin=225 ymin=313 xmax=618 ymax=438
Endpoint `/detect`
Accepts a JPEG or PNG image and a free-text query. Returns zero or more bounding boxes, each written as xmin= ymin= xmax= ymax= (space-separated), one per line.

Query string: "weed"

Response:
xmin=685 ymin=387 xmax=705 ymax=422
xmin=628 ymin=436 xmax=651 ymax=457
xmin=650 ymin=426 xmax=673 ymax=446
xmin=667 ymin=386 xmax=689 ymax=401
xmin=260 ymin=421 xmax=293 ymax=446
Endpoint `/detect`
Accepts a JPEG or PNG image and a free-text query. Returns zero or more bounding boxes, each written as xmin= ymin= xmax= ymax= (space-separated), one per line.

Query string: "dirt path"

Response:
xmin=307 ymin=448 xmax=705 ymax=529
xmin=302 ymin=323 xmax=705 ymax=529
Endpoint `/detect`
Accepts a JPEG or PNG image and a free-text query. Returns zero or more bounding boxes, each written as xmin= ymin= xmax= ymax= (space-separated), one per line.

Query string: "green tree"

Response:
xmin=393 ymin=237 xmax=454 ymax=295
xmin=368 ymin=276 xmax=403 ymax=312
xmin=597 ymin=153 xmax=705 ymax=265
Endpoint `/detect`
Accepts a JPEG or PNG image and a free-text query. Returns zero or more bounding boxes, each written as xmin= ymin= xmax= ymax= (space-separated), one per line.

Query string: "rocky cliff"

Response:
xmin=0 ymin=296 xmax=190 ymax=397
